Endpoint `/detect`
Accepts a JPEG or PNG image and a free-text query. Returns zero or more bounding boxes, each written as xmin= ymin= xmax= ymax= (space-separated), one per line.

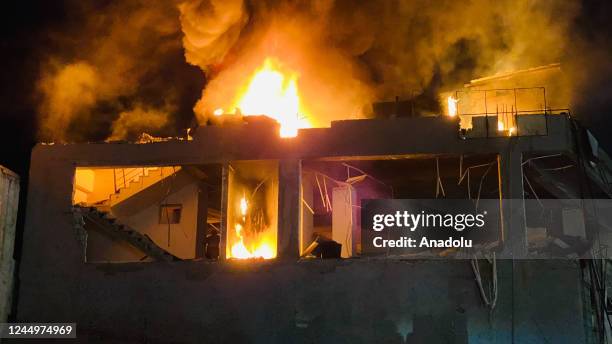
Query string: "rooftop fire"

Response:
xmin=216 ymin=58 xmax=311 ymax=138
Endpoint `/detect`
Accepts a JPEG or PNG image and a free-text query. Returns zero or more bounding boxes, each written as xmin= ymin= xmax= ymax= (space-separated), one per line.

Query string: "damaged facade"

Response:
xmin=15 ymin=115 xmax=612 ymax=342
xmin=15 ymin=67 xmax=612 ymax=343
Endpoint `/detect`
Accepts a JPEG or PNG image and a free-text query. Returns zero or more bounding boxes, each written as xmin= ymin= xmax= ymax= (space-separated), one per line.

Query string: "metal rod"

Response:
xmin=484 ymin=91 xmax=489 ymax=138
xmin=514 ymin=89 xmax=519 ymax=136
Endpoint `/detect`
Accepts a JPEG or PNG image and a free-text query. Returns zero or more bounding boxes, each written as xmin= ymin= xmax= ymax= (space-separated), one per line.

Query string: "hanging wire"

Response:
xmin=314 ymin=174 xmax=328 ymax=212
xmin=323 ymin=177 xmax=332 ymax=211
xmin=436 ymin=157 xmax=446 ymax=198
xmin=458 ymin=158 xmax=496 ymax=201
xmin=302 ymin=197 xmax=315 ymax=215
xmin=471 ymin=252 xmax=498 ymax=312
xmin=475 ymin=162 xmax=495 ymax=209
xmin=308 ymin=170 xmax=357 ymax=254
xmin=521 ymin=154 xmax=563 ymax=166
xmin=523 ymin=174 xmax=543 ymax=208
xmin=341 ymin=163 xmax=394 ymax=195
xmin=539 ymin=165 xmax=574 ymax=171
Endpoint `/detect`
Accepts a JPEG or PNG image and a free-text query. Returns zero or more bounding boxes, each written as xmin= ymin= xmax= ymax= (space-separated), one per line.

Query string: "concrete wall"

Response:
xmin=119 ymin=181 xmax=199 ymax=260
xmin=87 ymin=170 xmax=201 ymax=261
xmin=0 ymin=165 xmax=18 ymax=322
xmin=73 ymin=168 xmax=116 ymax=205
xmin=15 ymin=258 xmax=586 ymax=343
xmin=16 ymin=117 xmax=590 ymax=342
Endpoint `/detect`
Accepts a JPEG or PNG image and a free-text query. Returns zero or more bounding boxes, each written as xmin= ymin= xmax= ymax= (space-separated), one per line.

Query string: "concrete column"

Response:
xmin=219 ymin=163 xmax=229 ymax=260
xmin=498 ymin=147 xmax=527 ymax=258
xmin=277 ymin=159 xmax=301 ymax=259
xmin=195 ymin=182 xmax=209 ymax=258
xmin=300 ymin=173 xmax=314 ymax=254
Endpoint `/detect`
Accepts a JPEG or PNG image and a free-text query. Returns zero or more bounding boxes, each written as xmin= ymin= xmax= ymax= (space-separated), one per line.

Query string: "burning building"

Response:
xmin=2 ymin=0 xmax=612 ymax=340
xmin=14 ymin=59 xmax=612 ymax=341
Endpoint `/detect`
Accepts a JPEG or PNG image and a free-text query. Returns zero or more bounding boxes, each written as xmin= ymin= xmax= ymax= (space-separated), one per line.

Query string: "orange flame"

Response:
xmin=447 ymin=96 xmax=458 ymax=117
xmin=497 ymin=120 xmax=516 ymax=136
xmin=230 ymin=195 xmax=275 ymax=259
xmin=234 ymin=58 xmax=311 ymax=138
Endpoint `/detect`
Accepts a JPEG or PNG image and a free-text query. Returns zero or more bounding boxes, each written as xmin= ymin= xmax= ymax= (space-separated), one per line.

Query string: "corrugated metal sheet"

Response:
xmin=0 ymin=165 xmax=19 ymax=321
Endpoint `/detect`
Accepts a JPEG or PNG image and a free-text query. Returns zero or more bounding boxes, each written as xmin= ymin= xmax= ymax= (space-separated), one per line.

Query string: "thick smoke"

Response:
xmin=36 ymin=0 xmax=189 ymax=142
xmin=38 ymin=62 xmax=100 ymax=140
xmin=109 ymin=104 xmax=174 ymax=141
xmin=179 ymin=0 xmax=374 ymax=126
xmin=181 ymin=0 xmax=580 ymax=125
xmin=37 ymin=0 xmax=583 ymax=141
xmin=180 ymin=0 xmax=248 ymax=70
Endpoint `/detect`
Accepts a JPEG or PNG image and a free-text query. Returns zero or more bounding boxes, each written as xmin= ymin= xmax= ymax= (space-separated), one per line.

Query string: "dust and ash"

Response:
xmin=36 ymin=0 xmax=581 ymax=141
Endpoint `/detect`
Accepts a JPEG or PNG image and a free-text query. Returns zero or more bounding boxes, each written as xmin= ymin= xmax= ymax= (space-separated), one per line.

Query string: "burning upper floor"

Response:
xmin=32 ymin=109 xmax=612 ymax=263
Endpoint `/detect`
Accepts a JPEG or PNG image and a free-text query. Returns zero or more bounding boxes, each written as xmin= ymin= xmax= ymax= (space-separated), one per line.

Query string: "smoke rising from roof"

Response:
xmin=180 ymin=0 xmax=580 ymax=125
xmin=36 ymin=0 xmax=583 ymax=141
xmin=36 ymin=0 xmax=195 ymax=142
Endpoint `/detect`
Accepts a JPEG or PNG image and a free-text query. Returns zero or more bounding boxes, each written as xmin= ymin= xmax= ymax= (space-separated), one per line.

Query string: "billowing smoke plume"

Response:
xmin=180 ymin=0 xmax=248 ymax=70
xmin=37 ymin=0 xmax=584 ymax=141
xmin=179 ymin=0 xmax=374 ymax=127
xmin=38 ymin=62 xmax=100 ymax=140
xmin=36 ymin=0 xmax=195 ymax=142
xmin=180 ymin=0 xmax=580 ymax=126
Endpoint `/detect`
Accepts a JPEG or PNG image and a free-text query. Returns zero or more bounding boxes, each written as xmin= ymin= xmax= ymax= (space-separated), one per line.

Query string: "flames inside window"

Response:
xmin=226 ymin=161 xmax=279 ymax=259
